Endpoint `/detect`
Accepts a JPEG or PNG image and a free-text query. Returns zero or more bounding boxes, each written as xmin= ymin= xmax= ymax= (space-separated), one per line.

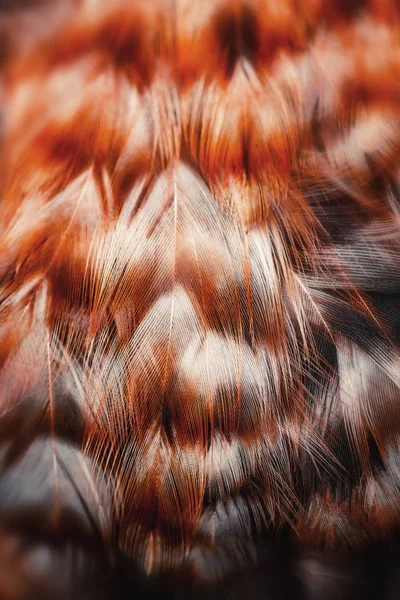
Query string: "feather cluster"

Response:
xmin=0 ymin=0 xmax=400 ymax=596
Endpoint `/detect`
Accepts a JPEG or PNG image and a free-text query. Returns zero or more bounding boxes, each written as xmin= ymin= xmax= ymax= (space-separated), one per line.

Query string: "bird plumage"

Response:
xmin=0 ymin=0 xmax=399 ymax=597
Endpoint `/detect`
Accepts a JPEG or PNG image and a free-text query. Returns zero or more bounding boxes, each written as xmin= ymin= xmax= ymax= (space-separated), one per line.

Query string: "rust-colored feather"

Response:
xmin=0 ymin=0 xmax=400 ymax=597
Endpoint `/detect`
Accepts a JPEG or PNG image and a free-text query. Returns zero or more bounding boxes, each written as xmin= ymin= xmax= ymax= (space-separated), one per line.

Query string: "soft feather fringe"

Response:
xmin=0 ymin=0 xmax=399 ymax=595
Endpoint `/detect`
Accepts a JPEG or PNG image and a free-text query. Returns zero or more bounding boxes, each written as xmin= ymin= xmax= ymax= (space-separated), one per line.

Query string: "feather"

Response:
xmin=1 ymin=0 xmax=400 ymax=597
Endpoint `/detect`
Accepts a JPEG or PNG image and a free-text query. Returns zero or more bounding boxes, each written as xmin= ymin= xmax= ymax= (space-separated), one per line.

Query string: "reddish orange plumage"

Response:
xmin=0 ymin=1 xmax=400 ymax=598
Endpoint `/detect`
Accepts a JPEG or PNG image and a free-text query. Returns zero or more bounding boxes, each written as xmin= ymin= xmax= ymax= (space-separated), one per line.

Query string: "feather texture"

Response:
xmin=1 ymin=0 xmax=400 ymax=597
